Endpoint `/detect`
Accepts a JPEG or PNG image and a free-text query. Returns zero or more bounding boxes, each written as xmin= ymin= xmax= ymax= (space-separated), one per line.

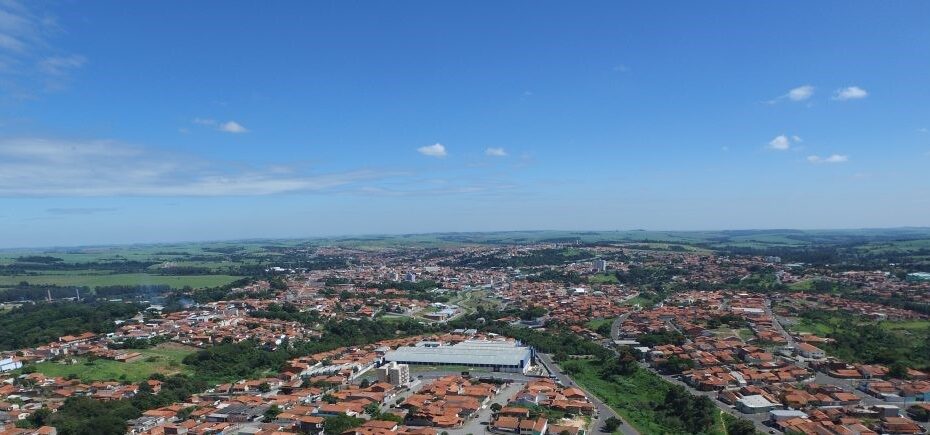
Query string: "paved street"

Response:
xmin=537 ymin=353 xmax=640 ymax=435
xmin=446 ymin=381 xmax=526 ymax=435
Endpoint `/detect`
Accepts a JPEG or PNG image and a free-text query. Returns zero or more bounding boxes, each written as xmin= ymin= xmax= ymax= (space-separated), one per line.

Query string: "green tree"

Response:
xmin=603 ymin=416 xmax=622 ymax=432
xmin=726 ymin=417 xmax=757 ymax=435
xmin=324 ymin=414 xmax=364 ymax=435
xmin=264 ymin=405 xmax=282 ymax=421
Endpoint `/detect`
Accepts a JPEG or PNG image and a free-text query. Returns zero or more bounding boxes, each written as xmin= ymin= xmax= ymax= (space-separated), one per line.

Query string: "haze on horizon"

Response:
xmin=1 ymin=1 xmax=929 ymax=248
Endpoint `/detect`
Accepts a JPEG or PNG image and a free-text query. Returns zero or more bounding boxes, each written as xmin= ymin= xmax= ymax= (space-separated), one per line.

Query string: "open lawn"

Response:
xmin=29 ymin=343 xmax=197 ymax=382
xmin=588 ymin=273 xmax=619 ymax=284
xmin=0 ymin=273 xmax=242 ymax=289
xmin=620 ymin=295 xmax=654 ymax=308
xmin=585 ymin=318 xmax=614 ymax=331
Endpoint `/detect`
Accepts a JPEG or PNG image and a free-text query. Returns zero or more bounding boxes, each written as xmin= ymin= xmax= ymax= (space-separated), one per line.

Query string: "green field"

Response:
xmin=0 ymin=273 xmax=242 ymax=289
xmin=585 ymin=318 xmax=614 ymax=331
xmin=29 ymin=343 xmax=197 ymax=382
xmin=588 ymin=273 xmax=619 ymax=284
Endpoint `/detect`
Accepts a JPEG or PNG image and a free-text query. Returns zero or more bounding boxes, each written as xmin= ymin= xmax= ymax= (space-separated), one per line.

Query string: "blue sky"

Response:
xmin=1 ymin=1 xmax=929 ymax=247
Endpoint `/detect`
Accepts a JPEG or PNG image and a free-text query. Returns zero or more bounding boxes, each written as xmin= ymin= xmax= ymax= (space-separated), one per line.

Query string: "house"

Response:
xmin=0 ymin=358 xmax=22 ymax=373
xmin=736 ymin=395 xmax=779 ymax=414
xmin=795 ymin=343 xmax=825 ymax=359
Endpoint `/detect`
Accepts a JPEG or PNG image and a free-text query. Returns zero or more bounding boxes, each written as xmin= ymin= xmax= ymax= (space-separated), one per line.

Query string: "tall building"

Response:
xmin=375 ymin=361 xmax=410 ymax=386
xmin=404 ymin=272 xmax=417 ymax=283
xmin=593 ymin=259 xmax=608 ymax=273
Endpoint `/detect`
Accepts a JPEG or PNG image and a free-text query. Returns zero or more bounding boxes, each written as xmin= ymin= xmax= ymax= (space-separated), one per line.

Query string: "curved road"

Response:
xmin=537 ymin=353 xmax=640 ymax=435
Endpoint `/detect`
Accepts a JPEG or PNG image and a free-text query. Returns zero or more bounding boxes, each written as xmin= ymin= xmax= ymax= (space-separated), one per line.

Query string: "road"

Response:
xmin=537 ymin=353 xmax=640 ymax=435
xmin=446 ymin=381 xmax=526 ymax=435
xmin=640 ymin=364 xmax=776 ymax=434
xmin=766 ymin=300 xmax=794 ymax=346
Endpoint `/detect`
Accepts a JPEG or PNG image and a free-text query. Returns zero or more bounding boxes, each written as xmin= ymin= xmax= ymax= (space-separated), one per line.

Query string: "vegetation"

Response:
xmin=28 ymin=344 xmax=195 ymax=382
xmin=0 ymin=301 xmax=141 ymax=351
xmin=795 ymin=310 xmax=930 ymax=369
xmin=183 ymin=318 xmax=438 ymax=383
xmin=559 ymin=358 xmax=721 ymax=434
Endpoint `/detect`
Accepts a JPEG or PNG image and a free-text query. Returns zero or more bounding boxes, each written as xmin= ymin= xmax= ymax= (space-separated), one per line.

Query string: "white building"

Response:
xmin=795 ymin=343 xmax=825 ymax=359
xmin=593 ymin=260 xmax=608 ymax=273
xmin=375 ymin=361 xmax=410 ymax=386
xmin=736 ymin=395 xmax=779 ymax=414
xmin=0 ymin=357 xmax=22 ymax=373
xmin=384 ymin=340 xmax=533 ymax=374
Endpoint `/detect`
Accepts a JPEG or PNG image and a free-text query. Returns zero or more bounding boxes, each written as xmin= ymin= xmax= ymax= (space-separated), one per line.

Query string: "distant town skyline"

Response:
xmin=1 ymin=1 xmax=929 ymax=247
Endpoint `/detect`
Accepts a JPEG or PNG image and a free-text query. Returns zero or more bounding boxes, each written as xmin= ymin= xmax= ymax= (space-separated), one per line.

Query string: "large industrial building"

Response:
xmin=383 ymin=340 xmax=533 ymax=374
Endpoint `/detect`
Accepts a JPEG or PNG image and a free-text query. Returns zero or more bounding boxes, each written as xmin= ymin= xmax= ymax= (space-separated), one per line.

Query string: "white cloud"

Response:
xmin=192 ymin=118 xmax=249 ymax=134
xmin=485 ymin=147 xmax=507 ymax=157
xmin=767 ymin=134 xmax=803 ymax=150
xmin=833 ymin=86 xmax=868 ymax=101
xmin=807 ymin=154 xmax=849 ymax=164
xmin=786 ymin=85 xmax=815 ymax=101
xmin=768 ymin=85 xmax=814 ymax=104
xmin=219 ymin=121 xmax=248 ymax=134
xmin=417 ymin=143 xmax=447 ymax=158
xmin=767 ymin=135 xmax=791 ymax=150
xmin=917 ymin=127 xmax=928 ymax=134
xmin=0 ymin=137 xmax=392 ymax=196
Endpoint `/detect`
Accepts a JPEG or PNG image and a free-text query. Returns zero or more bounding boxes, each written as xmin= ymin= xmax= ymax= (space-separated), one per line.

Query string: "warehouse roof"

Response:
xmin=384 ymin=340 xmax=531 ymax=367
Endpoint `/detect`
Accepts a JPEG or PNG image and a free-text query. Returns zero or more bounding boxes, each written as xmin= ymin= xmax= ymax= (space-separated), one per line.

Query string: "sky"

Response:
xmin=1 ymin=0 xmax=929 ymax=248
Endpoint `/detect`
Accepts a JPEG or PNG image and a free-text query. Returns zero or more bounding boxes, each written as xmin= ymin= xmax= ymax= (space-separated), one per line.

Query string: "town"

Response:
xmin=1 ymin=233 xmax=929 ymax=435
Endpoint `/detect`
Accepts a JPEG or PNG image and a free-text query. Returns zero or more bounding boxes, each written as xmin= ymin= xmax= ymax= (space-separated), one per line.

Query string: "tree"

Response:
xmin=887 ymin=362 xmax=909 ymax=380
xmin=490 ymin=403 xmax=502 ymax=412
xmin=726 ymin=418 xmax=757 ymax=435
xmin=364 ymin=402 xmax=381 ymax=416
xmin=603 ymin=416 xmax=622 ymax=432
xmin=264 ymin=405 xmax=282 ymax=421
xmin=258 ymin=382 xmax=271 ymax=393
xmin=324 ymin=414 xmax=364 ymax=435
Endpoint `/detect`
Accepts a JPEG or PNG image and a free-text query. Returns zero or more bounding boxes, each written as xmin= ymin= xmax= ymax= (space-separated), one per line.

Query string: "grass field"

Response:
xmin=620 ymin=295 xmax=653 ymax=308
xmin=29 ymin=343 xmax=197 ymax=382
xmin=0 ymin=273 xmax=242 ymax=289
xmin=585 ymin=318 xmax=614 ymax=331
xmin=588 ymin=273 xmax=619 ymax=284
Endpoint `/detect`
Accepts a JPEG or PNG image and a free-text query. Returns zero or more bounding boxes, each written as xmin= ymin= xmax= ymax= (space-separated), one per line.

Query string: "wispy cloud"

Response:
xmin=417 ymin=143 xmax=447 ymax=158
xmin=485 ymin=147 xmax=507 ymax=157
xmin=192 ymin=118 xmax=249 ymax=134
xmin=768 ymin=85 xmax=814 ymax=104
xmin=612 ymin=64 xmax=630 ymax=73
xmin=0 ymin=138 xmax=394 ymax=197
xmin=833 ymin=86 xmax=868 ymax=101
xmin=767 ymin=134 xmax=800 ymax=151
xmin=807 ymin=154 xmax=849 ymax=164
xmin=38 ymin=54 xmax=86 ymax=76
xmin=0 ymin=1 xmax=86 ymax=96
xmin=46 ymin=207 xmax=117 ymax=215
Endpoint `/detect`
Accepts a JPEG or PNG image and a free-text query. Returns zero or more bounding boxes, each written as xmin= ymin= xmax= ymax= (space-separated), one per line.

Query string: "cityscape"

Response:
xmin=1 ymin=1 xmax=930 ymax=435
